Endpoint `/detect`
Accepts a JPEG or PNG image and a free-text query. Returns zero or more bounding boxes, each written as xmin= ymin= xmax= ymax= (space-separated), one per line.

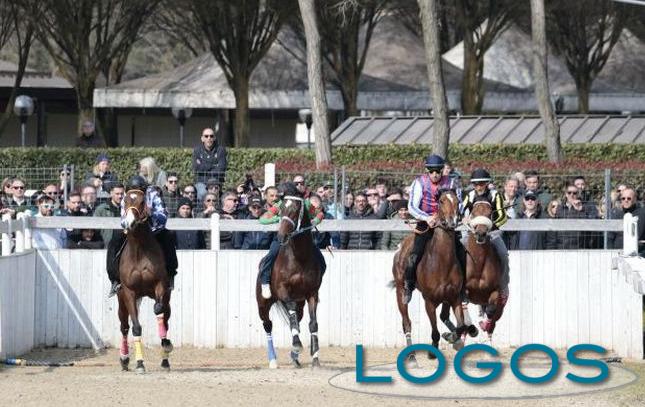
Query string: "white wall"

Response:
xmin=25 ymin=249 xmax=643 ymax=358
xmin=0 ymin=251 xmax=36 ymax=358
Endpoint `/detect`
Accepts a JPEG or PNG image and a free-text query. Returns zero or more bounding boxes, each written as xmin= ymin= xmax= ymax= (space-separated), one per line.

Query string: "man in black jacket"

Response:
xmin=174 ymin=198 xmax=206 ymax=250
xmin=341 ymin=192 xmax=380 ymax=250
xmin=193 ymin=127 xmax=227 ymax=200
xmin=608 ymin=188 xmax=640 ymax=249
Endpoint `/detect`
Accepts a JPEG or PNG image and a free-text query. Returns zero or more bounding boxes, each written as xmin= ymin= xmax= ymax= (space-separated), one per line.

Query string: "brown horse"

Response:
xmin=256 ymin=192 xmax=322 ymax=369
xmin=118 ymin=189 xmax=172 ymax=374
xmin=460 ymin=198 xmax=507 ymax=338
xmin=392 ymin=189 xmax=467 ymax=365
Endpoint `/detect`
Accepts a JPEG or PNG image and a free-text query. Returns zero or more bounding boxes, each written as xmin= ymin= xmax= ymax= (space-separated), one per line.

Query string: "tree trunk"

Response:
xmin=530 ymin=0 xmax=561 ymax=163
xmin=233 ymin=75 xmax=251 ymax=147
xmin=76 ymin=80 xmax=103 ymax=145
xmin=340 ymin=81 xmax=358 ymax=119
xmin=461 ymin=35 xmax=484 ymax=114
xmin=96 ymin=108 xmax=119 ymax=147
xmin=418 ymin=0 xmax=450 ymax=159
xmin=298 ymin=0 xmax=332 ymax=168
xmin=0 ymin=25 xmax=33 ymax=139
xmin=576 ymin=75 xmax=590 ymax=114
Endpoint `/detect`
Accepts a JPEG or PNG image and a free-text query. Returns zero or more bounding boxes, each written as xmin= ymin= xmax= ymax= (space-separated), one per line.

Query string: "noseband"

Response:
xmin=467 ymin=201 xmax=493 ymax=235
xmin=279 ymin=195 xmax=317 ymax=245
xmin=124 ymin=190 xmax=148 ymax=224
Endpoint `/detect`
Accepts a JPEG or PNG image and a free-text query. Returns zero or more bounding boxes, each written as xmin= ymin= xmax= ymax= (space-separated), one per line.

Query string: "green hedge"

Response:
xmin=0 ymin=144 xmax=644 ymax=197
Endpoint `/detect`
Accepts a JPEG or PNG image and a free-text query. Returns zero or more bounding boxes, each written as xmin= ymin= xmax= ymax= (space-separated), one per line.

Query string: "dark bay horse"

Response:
xmin=461 ymin=198 xmax=507 ymax=339
xmin=256 ymin=192 xmax=322 ymax=369
xmin=118 ymin=189 xmax=173 ymax=374
xmin=392 ymin=189 xmax=467 ymax=365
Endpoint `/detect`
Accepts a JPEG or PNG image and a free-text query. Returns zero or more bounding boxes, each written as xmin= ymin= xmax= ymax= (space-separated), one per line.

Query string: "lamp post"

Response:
xmin=298 ymin=108 xmax=313 ymax=149
xmin=13 ymin=95 xmax=34 ymax=147
xmin=171 ymin=107 xmax=193 ymax=147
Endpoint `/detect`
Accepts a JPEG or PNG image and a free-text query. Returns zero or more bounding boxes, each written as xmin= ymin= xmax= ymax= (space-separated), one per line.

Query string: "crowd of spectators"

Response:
xmin=1 ymin=130 xmax=644 ymax=254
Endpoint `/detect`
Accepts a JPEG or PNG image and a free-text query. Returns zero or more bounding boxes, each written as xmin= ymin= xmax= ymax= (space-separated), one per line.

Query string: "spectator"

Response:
xmin=94 ymin=182 xmax=125 ymax=244
xmin=0 ymin=197 xmax=15 ymax=219
xmin=615 ymin=184 xmax=628 ymax=208
xmin=551 ymin=188 xmax=588 ymax=249
xmin=343 ymin=191 xmax=354 ymax=216
xmin=68 ymin=229 xmax=104 ymax=249
xmin=544 ymin=199 xmax=561 ymax=250
xmin=200 ymin=193 xmax=218 ymax=219
xmin=206 ymin=179 xmax=221 ymax=203
xmin=32 ymin=194 xmax=66 ymax=249
xmin=376 ymin=180 xmax=388 ymax=200
xmin=193 ymin=127 xmax=227 ymax=200
xmin=293 ymin=175 xmax=311 ymax=198
xmin=85 ymin=153 xmax=118 ymax=193
xmin=341 ymin=193 xmax=379 ymax=250
xmin=442 ymin=161 xmax=453 ymax=178
xmin=76 ymin=120 xmax=104 ymax=148
xmin=80 ymin=185 xmax=98 ymax=215
xmin=174 ymin=198 xmax=206 ymax=250
xmin=182 ymin=184 xmax=198 ymax=208
xmin=57 ymin=192 xmax=87 ymax=246
xmin=502 ymin=177 xmax=521 ymax=248
xmin=385 ymin=188 xmax=404 ymax=217
xmin=366 ymin=187 xmax=387 ymax=219
xmin=7 ymin=177 xmax=31 ymax=212
xmin=235 ymin=194 xmax=272 ymax=250
xmin=523 ymin=170 xmax=552 ymax=209
xmin=573 ymin=176 xmax=591 ymax=203
xmin=510 ymin=191 xmax=545 ymax=250
xmin=163 ymin=172 xmax=180 ymax=217
xmin=218 ymin=191 xmax=240 ymax=249
xmin=513 ymin=172 xmax=526 ymax=195
xmin=608 ymin=188 xmax=640 ymax=249
xmin=1 ymin=177 xmax=13 ymax=207
xmin=263 ymin=186 xmax=279 ymax=209
xmin=380 ymin=200 xmax=411 ymax=250
xmin=308 ymin=194 xmax=334 ymax=249
xmin=43 ymin=183 xmax=62 ymax=210
xmin=138 ymin=157 xmax=167 ymax=189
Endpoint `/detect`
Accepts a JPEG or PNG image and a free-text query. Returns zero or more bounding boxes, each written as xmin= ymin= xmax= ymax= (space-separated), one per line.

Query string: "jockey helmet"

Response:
xmin=128 ymin=175 xmax=148 ymax=191
xmin=470 ymin=168 xmax=492 ymax=183
xmin=424 ymin=154 xmax=445 ymax=169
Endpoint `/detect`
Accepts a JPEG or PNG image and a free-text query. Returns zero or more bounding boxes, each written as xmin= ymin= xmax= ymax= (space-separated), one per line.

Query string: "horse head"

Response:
xmin=276 ymin=182 xmax=307 ymax=244
xmin=436 ymin=188 xmax=460 ymax=229
xmin=469 ymin=197 xmax=493 ymax=244
xmin=123 ymin=189 xmax=148 ymax=231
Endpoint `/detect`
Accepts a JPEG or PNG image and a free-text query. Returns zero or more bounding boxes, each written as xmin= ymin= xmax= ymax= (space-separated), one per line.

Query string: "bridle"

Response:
xmin=467 ymin=200 xmax=493 ymax=238
xmin=124 ymin=189 xmax=148 ymax=224
xmin=279 ymin=195 xmax=316 ymax=245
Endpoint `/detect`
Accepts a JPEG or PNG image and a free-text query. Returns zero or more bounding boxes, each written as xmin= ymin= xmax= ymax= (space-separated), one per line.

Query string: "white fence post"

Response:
xmin=210 ymin=212 xmax=220 ymax=251
xmin=15 ymin=212 xmax=25 ymax=253
xmin=23 ymin=212 xmax=32 ymax=250
xmin=1 ymin=213 xmax=11 ymax=256
xmin=623 ymin=213 xmax=639 ymax=256
xmin=264 ymin=163 xmax=275 ymax=187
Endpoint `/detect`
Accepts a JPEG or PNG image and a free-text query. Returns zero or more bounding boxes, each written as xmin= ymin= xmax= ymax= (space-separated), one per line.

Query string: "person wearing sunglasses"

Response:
xmin=403 ymin=154 xmax=459 ymax=304
xmin=193 ymin=127 xmax=227 ymax=201
xmin=163 ymin=172 xmax=180 ymax=217
xmin=509 ymin=190 xmax=545 ymax=250
xmin=607 ymin=188 xmax=641 ymax=249
xmin=7 ymin=178 xmax=32 ymax=213
xmin=32 ymin=194 xmax=66 ymax=249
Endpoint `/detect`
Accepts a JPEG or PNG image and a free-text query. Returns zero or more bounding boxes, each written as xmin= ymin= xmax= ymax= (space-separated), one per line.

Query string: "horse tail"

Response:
xmin=272 ymin=300 xmax=291 ymax=327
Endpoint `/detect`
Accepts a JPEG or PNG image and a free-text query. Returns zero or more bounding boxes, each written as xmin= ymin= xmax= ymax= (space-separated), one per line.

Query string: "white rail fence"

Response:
xmin=0 ymin=249 xmax=643 ymax=359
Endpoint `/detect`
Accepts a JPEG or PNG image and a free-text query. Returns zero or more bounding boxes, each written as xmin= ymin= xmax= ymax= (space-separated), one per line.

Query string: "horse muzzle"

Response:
xmin=475 ymin=230 xmax=488 ymax=245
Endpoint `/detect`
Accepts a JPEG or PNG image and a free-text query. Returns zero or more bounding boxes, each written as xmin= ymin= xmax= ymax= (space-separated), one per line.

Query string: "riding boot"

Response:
xmin=313 ymin=245 xmax=327 ymax=282
xmin=106 ymin=231 xmax=126 ymax=297
xmin=260 ymin=239 xmax=281 ymax=298
xmin=155 ymin=229 xmax=178 ymax=288
xmin=490 ymin=230 xmax=510 ymax=294
xmin=403 ymin=225 xmax=430 ymax=304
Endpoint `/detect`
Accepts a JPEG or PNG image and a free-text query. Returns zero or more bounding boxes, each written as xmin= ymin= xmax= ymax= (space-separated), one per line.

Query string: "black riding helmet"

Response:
xmin=128 ymin=175 xmax=148 ymax=192
xmin=278 ymin=181 xmax=301 ymax=199
xmin=470 ymin=168 xmax=492 ymax=183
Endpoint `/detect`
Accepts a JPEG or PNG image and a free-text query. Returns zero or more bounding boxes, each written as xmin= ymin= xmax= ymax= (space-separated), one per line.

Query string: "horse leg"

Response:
xmin=307 ymin=295 xmax=320 ymax=368
xmin=285 ymin=300 xmax=303 ymax=368
xmin=258 ymin=297 xmax=278 ymax=369
xmin=395 ymin=279 xmax=417 ymax=367
xmin=424 ymin=301 xmax=441 ymax=360
xmin=154 ymin=283 xmax=172 ymax=371
xmin=117 ymin=294 xmax=130 ymax=371
xmin=462 ymin=302 xmax=478 ymax=339
xmin=126 ymin=295 xmax=145 ymax=374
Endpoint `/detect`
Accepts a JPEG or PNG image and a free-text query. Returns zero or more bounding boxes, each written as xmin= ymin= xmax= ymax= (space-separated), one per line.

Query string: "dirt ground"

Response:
xmin=1 ymin=346 xmax=643 ymax=407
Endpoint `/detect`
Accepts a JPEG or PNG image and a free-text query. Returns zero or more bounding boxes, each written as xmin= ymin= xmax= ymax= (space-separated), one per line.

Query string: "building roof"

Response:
xmin=331 ymin=115 xmax=645 ymax=145
xmin=0 ymin=60 xmax=71 ymax=89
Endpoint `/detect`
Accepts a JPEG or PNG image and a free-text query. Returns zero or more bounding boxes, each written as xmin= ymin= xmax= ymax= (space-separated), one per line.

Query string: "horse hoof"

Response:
xmin=161 ymin=359 xmax=170 ymax=371
xmin=268 ymin=359 xmax=278 ymax=369
xmin=468 ymin=324 xmax=479 ymax=337
xmin=452 ymin=339 xmax=464 ymax=351
xmin=135 ymin=361 xmax=145 ymax=375
xmin=442 ymin=332 xmax=458 ymax=344
xmin=311 ymin=358 xmax=321 ymax=369
xmin=407 ymin=353 xmax=419 ymax=367
xmin=428 ymin=351 xmax=437 ymax=360
xmin=290 ymin=351 xmax=301 ymax=368
xmin=161 ymin=338 xmax=174 ymax=353
xmin=120 ymin=356 xmax=130 ymax=371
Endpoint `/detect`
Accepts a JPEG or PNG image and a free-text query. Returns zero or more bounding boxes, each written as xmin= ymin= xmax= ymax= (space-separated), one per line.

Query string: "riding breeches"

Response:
xmin=460 ymin=230 xmax=509 ymax=292
xmin=259 ymin=238 xmax=327 ymax=285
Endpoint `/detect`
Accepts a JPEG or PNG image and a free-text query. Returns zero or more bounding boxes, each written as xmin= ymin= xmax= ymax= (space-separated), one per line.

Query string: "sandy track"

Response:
xmin=1 ymin=347 xmax=643 ymax=407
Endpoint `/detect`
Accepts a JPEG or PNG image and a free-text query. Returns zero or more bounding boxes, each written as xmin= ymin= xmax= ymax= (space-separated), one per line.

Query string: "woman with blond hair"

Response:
xmin=138 ymin=156 xmax=167 ymax=189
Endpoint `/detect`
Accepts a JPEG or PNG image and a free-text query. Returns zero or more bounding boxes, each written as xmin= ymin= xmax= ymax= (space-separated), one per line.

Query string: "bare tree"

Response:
xmin=455 ymin=0 xmax=520 ymax=114
xmin=418 ymin=0 xmax=450 ymax=158
xmin=0 ymin=1 xmax=34 ymax=139
xmin=27 ymin=0 xmax=159 ymax=140
xmin=152 ymin=2 xmax=208 ymax=58
xmin=546 ymin=0 xmax=627 ymax=113
xmin=298 ymin=0 xmax=332 ymax=168
xmin=530 ymin=0 xmax=561 ymax=163
xmin=390 ymin=0 xmax=462 ymax=53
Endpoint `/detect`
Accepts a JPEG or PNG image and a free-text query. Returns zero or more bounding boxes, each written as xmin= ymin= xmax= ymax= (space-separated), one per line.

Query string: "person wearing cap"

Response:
xmin=234 ymin=194 xmax=272 ymax=250
xmin=509 ymin=190 xmax=545 ymax=250
xmin=257 ymin=182 xmax=326 ymax=299
xmin=403 ymin=154 xmax=458 ymax=304
xmin=105 ymin=175 xmax=178 ymax=297
xmin=461 ymin=168 xmax=509 ymax=301
xmin=174 ymin=197 xmax=206 ymax=250
xmin=85 ymin=153 xmax=118 ymax=193
xmin=380 ymin=199 xmax=411 ymax=250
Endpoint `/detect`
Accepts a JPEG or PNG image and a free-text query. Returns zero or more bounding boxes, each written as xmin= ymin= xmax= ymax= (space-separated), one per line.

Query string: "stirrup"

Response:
xmin=261 ymin=284 xmax=272 ymax=299
xmin=108 ymin=281 xmax=121 ymax=298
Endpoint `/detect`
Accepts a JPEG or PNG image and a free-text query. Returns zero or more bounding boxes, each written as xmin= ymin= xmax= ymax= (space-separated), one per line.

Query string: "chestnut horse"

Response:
xmin=118 ymin=189 xmax=172 ymax=374
xmin=256 ymin=192 xmax=323 ymax=369
xmin=392 ymin=189 xmax=467 ymax=365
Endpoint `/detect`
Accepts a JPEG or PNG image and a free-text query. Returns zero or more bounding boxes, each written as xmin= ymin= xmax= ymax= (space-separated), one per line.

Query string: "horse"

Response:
xmin=391 ymin=189 xmax=468 ymax=365
xmin=256 ymin=193 xmax=323 ymax=369
xmin=458 ymin=197 xmax=507 ymax=339
xmin=117 ymin=189 xmax=173 ymax=374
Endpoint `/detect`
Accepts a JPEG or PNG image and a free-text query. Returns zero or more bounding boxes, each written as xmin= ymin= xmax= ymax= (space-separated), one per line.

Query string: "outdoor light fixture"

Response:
xmin=298 ymin=108 xmax=313 ymax=149
xmin=171 ymin=106 xmax=193 ymax=147
xmin=13 ymin=95 xmax=34 ymax=147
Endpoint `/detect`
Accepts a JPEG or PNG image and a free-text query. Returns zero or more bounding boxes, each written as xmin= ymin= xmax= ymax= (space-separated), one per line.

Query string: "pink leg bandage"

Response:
xmin=120 ymin=336 xmax=129 ymax=356
xmin=157 ymin=314 xmax=167 ymax=339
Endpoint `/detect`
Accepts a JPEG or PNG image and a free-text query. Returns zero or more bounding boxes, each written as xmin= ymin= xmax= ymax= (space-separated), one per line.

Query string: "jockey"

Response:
xmin=106 ymin=175 xmax=178 ymax=297
xmin=258 ymin=182 xmax=326 ymax=299
xmin=461 ymin=168 xmax=510 ymax=299
xmin=404 ymin=154 xmax=460 ymax=304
